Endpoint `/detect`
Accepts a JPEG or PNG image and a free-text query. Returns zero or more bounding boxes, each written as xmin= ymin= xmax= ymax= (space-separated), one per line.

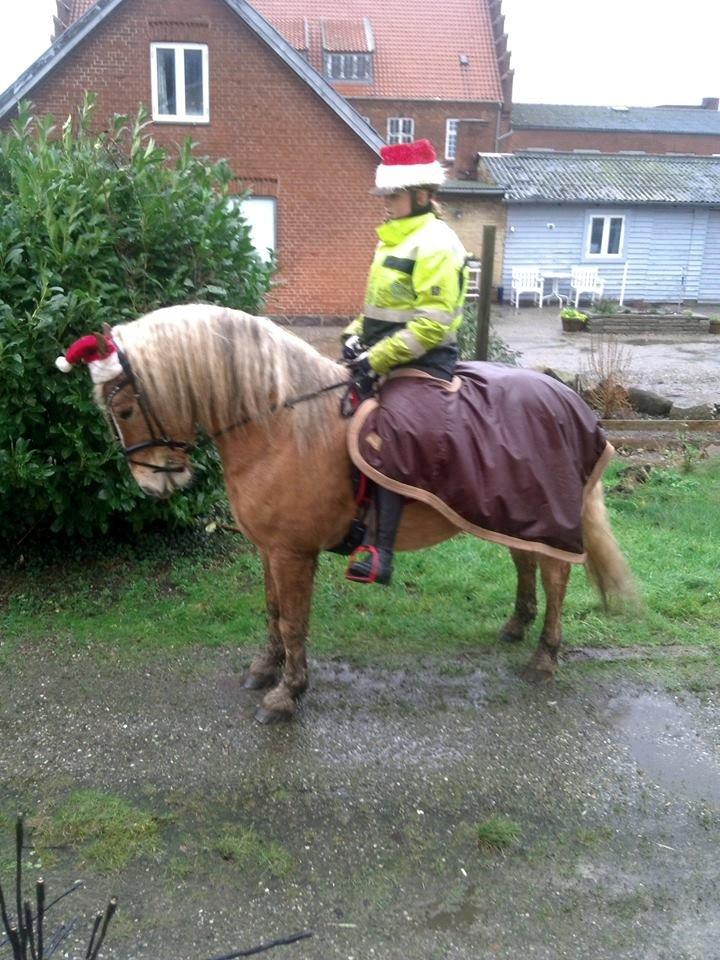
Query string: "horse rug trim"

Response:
xmin=347 ymin=362 xmax=614 ymax=564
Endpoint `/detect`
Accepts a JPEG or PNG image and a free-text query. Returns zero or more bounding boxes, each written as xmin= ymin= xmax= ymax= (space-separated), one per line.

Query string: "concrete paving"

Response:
xmin=293 ymin=305 xmax=720 ymax=408
xmin=490 ymin=305 xmax=720 ymax=407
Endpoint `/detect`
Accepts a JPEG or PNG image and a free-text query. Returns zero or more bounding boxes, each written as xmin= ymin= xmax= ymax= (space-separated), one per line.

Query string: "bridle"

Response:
xmin=105 ymin=345 xmax=351 ymax=474
xmin=104 ymin=346 xmax=196 ymax=473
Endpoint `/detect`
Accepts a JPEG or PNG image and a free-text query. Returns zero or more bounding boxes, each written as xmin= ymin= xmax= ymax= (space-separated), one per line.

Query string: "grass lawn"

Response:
xmin=1 ymin=459 xmax=719 ymax=670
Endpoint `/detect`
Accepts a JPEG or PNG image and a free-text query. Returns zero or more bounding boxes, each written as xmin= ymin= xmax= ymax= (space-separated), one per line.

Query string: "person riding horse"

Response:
xmin=343 ymin=138 xmax=470 ymax=586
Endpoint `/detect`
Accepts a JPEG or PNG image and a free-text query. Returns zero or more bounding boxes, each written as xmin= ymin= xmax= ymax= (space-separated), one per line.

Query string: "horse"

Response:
xmin=86 ymin=303 xmax=636 ymax=723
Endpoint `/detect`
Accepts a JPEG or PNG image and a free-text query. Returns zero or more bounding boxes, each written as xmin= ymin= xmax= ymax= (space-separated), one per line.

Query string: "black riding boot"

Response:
xmin=346 ymin=487 xmax=404 ymax=585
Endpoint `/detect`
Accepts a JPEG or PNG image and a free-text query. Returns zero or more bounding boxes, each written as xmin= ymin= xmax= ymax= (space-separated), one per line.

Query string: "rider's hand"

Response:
xmin=342 ymin=334 xmax=364 ymax=363
xmin=348 ymin=352 xmax=378 ymax=399
xmin=348 ymin=352 xmax=376 ymax=378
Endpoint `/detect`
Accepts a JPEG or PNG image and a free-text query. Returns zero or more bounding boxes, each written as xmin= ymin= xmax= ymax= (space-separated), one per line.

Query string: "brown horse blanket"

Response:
xmin=347 ymin=362 xmax=613 ymax=563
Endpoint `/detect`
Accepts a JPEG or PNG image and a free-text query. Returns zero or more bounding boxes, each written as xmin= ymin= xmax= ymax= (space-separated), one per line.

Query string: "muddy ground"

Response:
xmin=1 ymin=643 xmax=719 ymax=960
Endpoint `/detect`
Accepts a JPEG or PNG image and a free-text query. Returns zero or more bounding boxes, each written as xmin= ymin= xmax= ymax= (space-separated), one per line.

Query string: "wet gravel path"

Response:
xmin=1 ymin=645 xmax=719 ymax=960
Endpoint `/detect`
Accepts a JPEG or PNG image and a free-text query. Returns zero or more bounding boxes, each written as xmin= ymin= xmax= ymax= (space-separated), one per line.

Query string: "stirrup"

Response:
xmin=345 ymin=545 xmax=392 ymax=585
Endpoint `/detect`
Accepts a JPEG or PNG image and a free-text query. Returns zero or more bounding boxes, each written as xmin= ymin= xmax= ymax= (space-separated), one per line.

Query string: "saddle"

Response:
xmin=345 ymin=363 xmax=612 ymax=562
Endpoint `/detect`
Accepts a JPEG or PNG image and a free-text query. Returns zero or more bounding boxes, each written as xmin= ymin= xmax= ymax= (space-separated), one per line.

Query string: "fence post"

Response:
xmin=474 ymin=224 xmax=496 ymax=361
xmin=619 ymin=261 xmax=629 ymax=306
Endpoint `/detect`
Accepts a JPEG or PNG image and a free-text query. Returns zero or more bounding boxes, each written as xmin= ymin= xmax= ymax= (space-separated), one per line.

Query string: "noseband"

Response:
xmin=106 ymin=347 xmax=196 ymax=474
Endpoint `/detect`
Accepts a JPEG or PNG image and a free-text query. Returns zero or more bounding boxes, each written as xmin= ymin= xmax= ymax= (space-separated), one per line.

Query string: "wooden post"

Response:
xmin=474 ymin=224 xmax=496 ymax=361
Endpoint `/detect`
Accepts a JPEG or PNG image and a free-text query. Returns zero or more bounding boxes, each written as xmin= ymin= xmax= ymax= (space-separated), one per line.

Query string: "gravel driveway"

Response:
xmin=1 ymin=645 xmax=719 ymax=960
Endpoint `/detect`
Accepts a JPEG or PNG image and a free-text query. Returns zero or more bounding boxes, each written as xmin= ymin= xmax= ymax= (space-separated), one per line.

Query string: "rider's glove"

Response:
xmin=348 ymin=352 xmax=378 ymax=399
xmin=342 ymin=334 xmax=364 ymax=363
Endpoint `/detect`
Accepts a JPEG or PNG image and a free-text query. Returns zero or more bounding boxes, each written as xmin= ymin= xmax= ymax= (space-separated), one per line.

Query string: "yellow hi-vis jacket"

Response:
xmin=344 ymin=212 xmax=469 ymax=375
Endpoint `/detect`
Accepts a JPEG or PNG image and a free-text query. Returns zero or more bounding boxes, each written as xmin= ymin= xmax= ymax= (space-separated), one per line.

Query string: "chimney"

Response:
xmin=701 ymin=97 xmax=719 ymax=110
xmin=453 ymin=119 xmax=492 ymax=179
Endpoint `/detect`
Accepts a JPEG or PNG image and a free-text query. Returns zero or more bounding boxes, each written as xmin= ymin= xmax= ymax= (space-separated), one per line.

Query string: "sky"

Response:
xmin=0 ymin=0 xmax=718 ymax=107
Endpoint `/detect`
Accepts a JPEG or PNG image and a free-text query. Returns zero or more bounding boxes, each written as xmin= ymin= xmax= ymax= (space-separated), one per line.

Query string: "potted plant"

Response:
xmin=709 ymin=315 xmax=720 ymax=335
xmin=560 ymin=307 xmax=589 ymax=332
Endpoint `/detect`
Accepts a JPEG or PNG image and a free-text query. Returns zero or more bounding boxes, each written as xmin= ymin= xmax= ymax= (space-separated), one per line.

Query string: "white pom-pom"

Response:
xmin=55 ymin=356 xmax=73 ymax=373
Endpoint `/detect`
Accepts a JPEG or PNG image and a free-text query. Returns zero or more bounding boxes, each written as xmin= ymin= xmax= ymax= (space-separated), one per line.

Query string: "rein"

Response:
xmin=107 ymin=346 xmax=350 ymax=473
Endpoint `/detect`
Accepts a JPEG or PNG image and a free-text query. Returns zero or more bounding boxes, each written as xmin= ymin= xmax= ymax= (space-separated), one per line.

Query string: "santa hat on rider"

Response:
xmin=372 ymin=139 xmax=446 ymax=195
xmin=55 ymin=334 xmax=123 ymax=384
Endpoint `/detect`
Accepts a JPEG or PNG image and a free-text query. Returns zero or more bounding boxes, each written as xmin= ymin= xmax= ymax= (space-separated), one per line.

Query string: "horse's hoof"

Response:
xmin=243 ymin=672 xmax=276 ymax=690
xmin=254 ymin=705 xmax=293 ymax=724
xmin=498 ymin=627 xmax=524 ymax=644
xmin=521 ymin=664 xmax=555 ymax=684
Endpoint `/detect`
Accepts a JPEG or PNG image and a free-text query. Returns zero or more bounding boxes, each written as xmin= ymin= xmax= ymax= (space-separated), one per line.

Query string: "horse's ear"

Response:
xmin=102 ymin=322 xmax=112 ymax=337
xmin=94 ymin=333 xmax=109 ymax=357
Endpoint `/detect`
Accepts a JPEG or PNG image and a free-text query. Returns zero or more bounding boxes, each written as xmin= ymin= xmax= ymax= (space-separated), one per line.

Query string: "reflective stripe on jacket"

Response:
xmin=344 ymin=213 xmax=469 ymax=375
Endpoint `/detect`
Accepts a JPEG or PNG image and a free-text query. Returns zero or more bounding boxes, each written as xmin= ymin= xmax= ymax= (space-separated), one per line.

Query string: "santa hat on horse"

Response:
xmin=55 ymin=334 xmax=123 ymax=383
xmin=372 ymin=139 xmax=446 ymax=195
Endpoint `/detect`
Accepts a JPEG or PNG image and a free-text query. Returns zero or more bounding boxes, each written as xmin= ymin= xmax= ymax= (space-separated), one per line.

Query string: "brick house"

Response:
xmin=0 ymin=0 xmax=389 ymax=321
xmin=508 ymin=100 xmax=720 ymax=155
xmin=0 ymin=0 xmax=513 ymax=320
xmin=235 ymin=0 xmax=513 ymax=162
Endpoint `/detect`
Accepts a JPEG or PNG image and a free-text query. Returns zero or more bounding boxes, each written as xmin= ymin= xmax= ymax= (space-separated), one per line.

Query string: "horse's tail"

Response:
xmin=582 ymin=480 xmax=639 ymax=610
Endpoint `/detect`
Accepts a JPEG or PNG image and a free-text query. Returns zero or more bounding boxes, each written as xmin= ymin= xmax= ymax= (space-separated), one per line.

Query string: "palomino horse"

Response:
xmin=87 ymin=304 xmax=635 ymax=723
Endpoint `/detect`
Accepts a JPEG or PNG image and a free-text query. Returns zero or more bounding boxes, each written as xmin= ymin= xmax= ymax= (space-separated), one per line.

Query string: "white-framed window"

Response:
xmin=387 ymin=117 xmax=414 ymax=144
xmin=151 ymin=43 xmax=209 ymax=123
xmin=445 ymin=118 xmax=459 ymax=160
xmin=324 ymin=52 xmax=373 ymax=81
xmin=585 ymin=214 xmax=625 ymax=258
xmin=230 ymin=196 xmax=277 ymax=262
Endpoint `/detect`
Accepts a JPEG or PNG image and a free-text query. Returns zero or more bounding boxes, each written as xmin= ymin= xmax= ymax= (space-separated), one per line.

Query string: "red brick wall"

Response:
xmin=6 ymin=0 xmax=384 ymax=320
xmin=509 ymin=128 xmax=720 ymax=155
xmin=350 ymin=98 xmax=501 ymax=162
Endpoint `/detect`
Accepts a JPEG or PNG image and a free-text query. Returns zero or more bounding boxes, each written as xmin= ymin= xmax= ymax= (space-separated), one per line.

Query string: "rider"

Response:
xmin=344 ymin=138 xmax=470 ymax=585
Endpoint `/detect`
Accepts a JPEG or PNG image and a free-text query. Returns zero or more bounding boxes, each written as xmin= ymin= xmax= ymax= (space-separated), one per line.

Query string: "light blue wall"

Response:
xmin=501 ymin=203 xmax=720 ymax=303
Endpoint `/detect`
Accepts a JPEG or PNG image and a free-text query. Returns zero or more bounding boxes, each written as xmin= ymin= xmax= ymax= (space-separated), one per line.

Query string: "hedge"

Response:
xmin=0 ymin=97 xmax=273 ymax=548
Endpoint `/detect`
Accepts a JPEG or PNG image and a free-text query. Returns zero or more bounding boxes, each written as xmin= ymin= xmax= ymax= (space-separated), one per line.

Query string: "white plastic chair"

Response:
xmin=570 ymin=267 xmax=605 ymax=308
xmin=465 ymin=261 xmax=480 ymax=300
xmin=511 ymin=267 xmax=543 ymax=309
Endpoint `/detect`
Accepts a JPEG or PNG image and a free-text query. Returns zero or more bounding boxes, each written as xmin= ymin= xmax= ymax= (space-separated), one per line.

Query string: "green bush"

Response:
xmin=0 ymin=97 xmax=272 ymax=547
xmin=559 ymin=307 xmax=588 ymax=322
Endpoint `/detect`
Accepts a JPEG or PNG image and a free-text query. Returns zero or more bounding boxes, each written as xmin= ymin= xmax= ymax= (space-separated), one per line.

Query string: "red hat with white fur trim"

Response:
xmin=55 ymin=334 xmax=123 ymax=384
xmin=373 ymin=139 xmax=446 ymax=195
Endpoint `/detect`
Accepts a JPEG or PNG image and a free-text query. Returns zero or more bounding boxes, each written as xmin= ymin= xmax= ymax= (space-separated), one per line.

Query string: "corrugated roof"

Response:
xmin=512 ymin=102 xmax=720 ymax=136
xmin=60 ymin=0 xmax=505 ymax=102
xmin=477 ymin=152 xmax=720 ymax=204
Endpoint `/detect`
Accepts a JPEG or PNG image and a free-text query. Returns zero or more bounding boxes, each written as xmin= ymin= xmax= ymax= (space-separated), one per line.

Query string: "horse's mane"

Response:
xmin=111 ymin=304 xmax=347 ymax=439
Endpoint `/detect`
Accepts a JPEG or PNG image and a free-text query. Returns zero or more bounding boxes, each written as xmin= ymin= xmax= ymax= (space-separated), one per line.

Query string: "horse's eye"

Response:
xmin=118 ymin=408 xmax=134 ymax=421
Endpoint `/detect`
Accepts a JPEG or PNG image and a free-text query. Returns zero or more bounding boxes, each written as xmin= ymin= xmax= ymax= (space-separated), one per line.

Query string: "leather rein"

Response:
xmin=105 ymin=346 xmax=351 ymax=474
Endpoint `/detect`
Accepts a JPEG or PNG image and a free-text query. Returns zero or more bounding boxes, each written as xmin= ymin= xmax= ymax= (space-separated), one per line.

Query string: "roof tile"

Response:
xmin=62 ymin=0 xmax=504 ymax=102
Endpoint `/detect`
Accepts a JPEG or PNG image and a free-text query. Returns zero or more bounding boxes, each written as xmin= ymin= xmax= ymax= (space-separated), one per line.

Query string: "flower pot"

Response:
xmin=561 ymin=318 xmax=587 ymax=332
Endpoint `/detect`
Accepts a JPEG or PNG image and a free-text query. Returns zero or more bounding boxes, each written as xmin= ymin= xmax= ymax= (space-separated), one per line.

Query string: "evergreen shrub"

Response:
xmin=0 ymin=97 xmax=272 ymax=547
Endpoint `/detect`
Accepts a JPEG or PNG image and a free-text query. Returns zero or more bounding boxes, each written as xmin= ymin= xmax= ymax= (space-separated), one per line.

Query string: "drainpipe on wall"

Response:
xmin=494 ymin=108 xmax=513 ymax=153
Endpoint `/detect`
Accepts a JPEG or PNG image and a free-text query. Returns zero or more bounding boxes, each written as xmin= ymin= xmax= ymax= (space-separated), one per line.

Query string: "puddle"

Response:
xmin=424 ymin=884 xmax=480 ymax=931
xmin=608 ymin=692 xmax=720 ymax=804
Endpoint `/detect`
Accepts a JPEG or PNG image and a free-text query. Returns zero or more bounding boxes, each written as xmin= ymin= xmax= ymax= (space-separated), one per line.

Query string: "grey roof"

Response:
xmin=476 ymin=152 xmax=720 ymax=204
xmin=511 ymin=102 xmax=720 ymax=136
xmin=439 ymin=179 xmax=505 ymax=196
xmin=0 ymin=0 xmax=383 ymax=154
